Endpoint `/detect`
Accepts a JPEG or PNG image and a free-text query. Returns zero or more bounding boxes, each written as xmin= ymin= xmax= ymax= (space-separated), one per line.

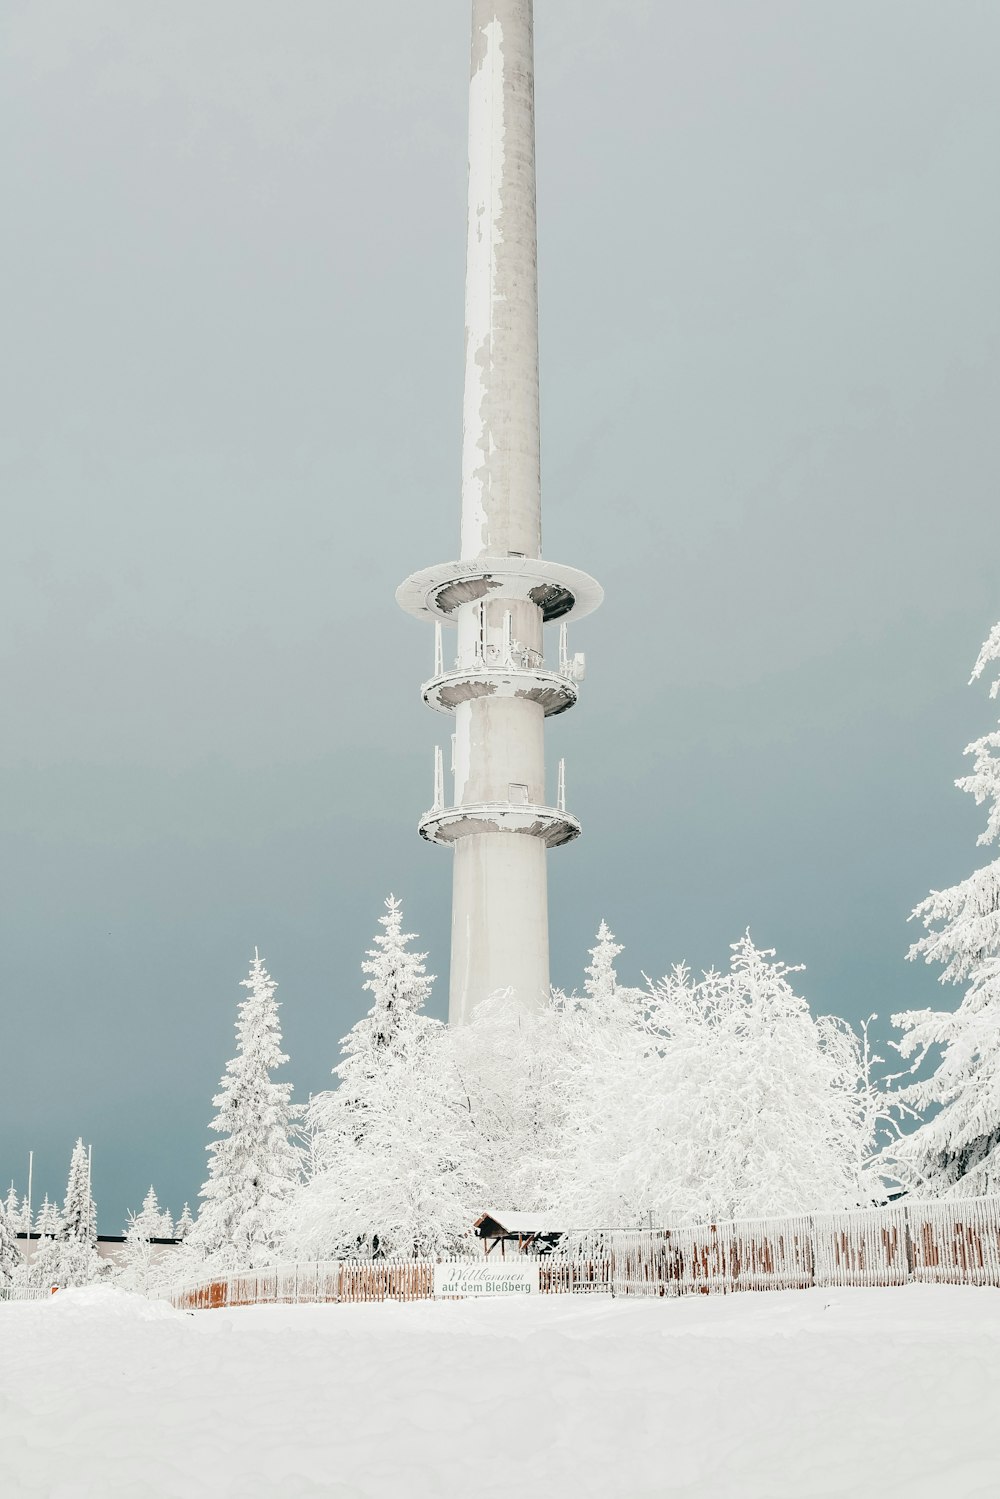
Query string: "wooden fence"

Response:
xmin=170 ymin=1195 xmax=1000 ymax=1310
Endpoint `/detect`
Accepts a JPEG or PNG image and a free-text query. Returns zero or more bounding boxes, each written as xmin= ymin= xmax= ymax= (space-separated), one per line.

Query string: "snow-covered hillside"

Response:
xmin=1 ymin=1286 xmax=998 ymax=1498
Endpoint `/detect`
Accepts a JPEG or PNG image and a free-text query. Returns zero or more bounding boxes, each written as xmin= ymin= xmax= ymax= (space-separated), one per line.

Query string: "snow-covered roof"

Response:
xmin=474 ymin=1212 xmax=561 ymax=1236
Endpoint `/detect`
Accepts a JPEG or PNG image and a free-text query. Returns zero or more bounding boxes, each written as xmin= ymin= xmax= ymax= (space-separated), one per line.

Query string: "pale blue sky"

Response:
xmin=2 ymin=0 xmax=997 ymax=1229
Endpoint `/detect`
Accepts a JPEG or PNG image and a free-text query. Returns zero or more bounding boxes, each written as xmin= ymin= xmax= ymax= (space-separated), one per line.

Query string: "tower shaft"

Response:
xmin=462 ymin=0 xmax=540 ymax=564
xmin=397 ymin=0 xmax=602 ymax=1025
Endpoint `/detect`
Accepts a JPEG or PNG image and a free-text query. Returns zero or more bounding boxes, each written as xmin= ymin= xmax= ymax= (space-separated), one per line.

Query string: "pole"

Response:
xmin=26 ymin=1150 xmax=33 ymax=1240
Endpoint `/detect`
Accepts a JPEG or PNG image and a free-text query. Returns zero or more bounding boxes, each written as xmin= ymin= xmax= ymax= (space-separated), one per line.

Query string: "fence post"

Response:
xmin=903 ymin=1205 xmax=914 ymax=1281
xmin=808 ymin=1216 xmax=816 ymax=1288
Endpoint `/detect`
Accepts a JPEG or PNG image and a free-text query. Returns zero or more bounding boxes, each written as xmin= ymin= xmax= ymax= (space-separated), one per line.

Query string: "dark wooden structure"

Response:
xmin=473 ymin=1212 xmax=563 ymax=1258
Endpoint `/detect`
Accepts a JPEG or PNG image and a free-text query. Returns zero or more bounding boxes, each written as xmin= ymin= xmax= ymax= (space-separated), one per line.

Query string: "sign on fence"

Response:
xmin=434 ymin=1262 xmax=539 ymax=1298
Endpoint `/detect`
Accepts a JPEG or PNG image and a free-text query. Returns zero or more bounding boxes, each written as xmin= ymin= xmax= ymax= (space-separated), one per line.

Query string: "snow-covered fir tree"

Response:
xmin=584 ymin=920 xmax=624 ymax=1010
xmin=116 ymin=1189 xmax=173 ymax=1293
xmin=28 ymin=1140 xmax=103 ymax=1289
xmin=3 ymin=1183 xmax=28 ymax=1233
xmin=891 ymin=623 xmax=1000 ymax=1196
xmin=34 ymin=1195 xmax=61 ymax=1239
xmin=288 ymin=897 xmax=483 ymax=1259
xmin=61 ymin=1138 xmax=97 ymax=1243
xmin=122 ymin=1186 xmax=172 ymax=1242
xmin=116 ymin=1213 xmax=154 ymax=1294
xmin=175 ymin=1203 xmax=194 ymax=1241
xmin=0 ymin=1199 xmax=22 ymax=1288
xmin=186 ymin=951 xmax=301 ymax=1269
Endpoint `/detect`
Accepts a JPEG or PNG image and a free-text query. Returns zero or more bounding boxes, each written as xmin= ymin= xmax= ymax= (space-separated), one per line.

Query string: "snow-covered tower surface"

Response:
xmin=396 ymin=0 xmax=602 ymax=1025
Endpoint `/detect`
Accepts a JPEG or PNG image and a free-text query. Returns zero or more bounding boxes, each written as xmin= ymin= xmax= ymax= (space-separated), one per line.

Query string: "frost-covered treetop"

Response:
xmin=970 ymin=621 xmax=1000 ymax=700
xmin=908 ymin=623 xmax=1000 ymax=983
xmin=187 ymin=949 xmax=301 ymax=1269
xmin=891 ymin=620 xmax=1000 ymax=1197
xmin=348 ymin=895 xmax=435 ymax=1057
xmin=584 ymin=920 xmax=623 ymax=1005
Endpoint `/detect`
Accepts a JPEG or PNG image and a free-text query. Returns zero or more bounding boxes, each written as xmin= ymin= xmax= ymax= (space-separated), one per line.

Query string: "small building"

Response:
xmin=15 ymin=1232 xmax=180 ymax=1266
xmin=473 ymin=1212 xmax=563 ymax=1258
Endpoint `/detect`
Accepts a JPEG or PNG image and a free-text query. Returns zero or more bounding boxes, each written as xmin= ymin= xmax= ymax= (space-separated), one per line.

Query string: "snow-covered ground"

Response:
xmin=2 ymin=1285 xmax=998 ymax=1498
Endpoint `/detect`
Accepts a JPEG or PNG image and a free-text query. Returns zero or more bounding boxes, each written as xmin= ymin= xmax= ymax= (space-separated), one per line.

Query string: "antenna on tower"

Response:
xmin=434 ymin=622 xmax=444 ymax=676
xmin=434 ymin=745 xmax=445 ymax=810
xmin=557 ymin=758 xmax=566 ymax=813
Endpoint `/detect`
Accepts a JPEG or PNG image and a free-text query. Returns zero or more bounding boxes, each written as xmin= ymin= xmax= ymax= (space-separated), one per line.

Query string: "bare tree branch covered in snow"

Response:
xmin=890 ymin=622 xmax=1000 ymax=1196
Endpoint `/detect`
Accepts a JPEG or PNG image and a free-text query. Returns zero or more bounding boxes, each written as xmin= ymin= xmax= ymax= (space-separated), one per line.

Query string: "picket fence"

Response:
xmin=169 ymin=1196 xmax=1000 ymax=1311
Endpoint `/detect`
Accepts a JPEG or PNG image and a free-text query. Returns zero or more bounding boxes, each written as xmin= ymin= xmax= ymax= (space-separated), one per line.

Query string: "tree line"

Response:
xmin=3 ymin=620 xmax=999 ymax=1291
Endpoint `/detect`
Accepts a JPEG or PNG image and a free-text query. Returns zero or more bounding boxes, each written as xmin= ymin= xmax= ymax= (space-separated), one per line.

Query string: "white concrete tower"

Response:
xmin=397 ymin=0 xmax=602 ymax=1025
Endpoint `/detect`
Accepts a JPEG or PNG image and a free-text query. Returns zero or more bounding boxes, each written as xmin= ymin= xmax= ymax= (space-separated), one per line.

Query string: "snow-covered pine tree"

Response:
xmin=116 ymin=1188 xmax=172 ymax=1293
xmin=28 ymin=1141 xmax=103 ymax=1288
xmin=4 ymin=1183 xmax=20 ymax=1227
xmin=186 ymin=951 xmax=301 ymax=1270
xmin=584 ymin=920 xmax=624 ymax=1008
xmin=288 ymin=896 xmax=482 ymax=1259
xmin=62 ymin=1139 xmax=97 ymax=1243
xmin=34 ymin=1196 xmax=61 ymax=1238
xmin=175 ymin=1203 xmax=194 ymax=1241
xmin=891 ymin=623 xmax=1000 ymax=1196
xmin=122 ymin=1187 xmax=171 ymax=1242
xmin=117 ymin=1213 xmax=154 ymax=1294
xmin=356 ymin=893 xmax=433 ymax=1057
xmin=0 ymin=1199 xmax=22 ymax=1288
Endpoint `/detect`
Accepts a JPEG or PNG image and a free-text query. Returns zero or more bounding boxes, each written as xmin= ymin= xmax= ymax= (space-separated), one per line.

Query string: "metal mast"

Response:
xmin=397 ymin=0 xmax=602 ymax=1024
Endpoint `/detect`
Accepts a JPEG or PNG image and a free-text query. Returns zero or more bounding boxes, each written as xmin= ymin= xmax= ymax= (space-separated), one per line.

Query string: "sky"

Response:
xmin=2 ymin=0 xmax=998 ymax=1232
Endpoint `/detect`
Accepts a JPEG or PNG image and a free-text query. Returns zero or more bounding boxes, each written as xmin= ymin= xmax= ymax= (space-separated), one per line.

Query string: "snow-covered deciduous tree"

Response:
xmin=287 ymin=897 xmax=483 ymax=1259
xmin=0 ymin=1200 xmax=22 ymax=1288
xmin=891 ymin=623 xmax=1000 ymax=1196
xmin=186 ymin=951 xmax=301 ymax=1270
xmin=658 ymin=936 xmax=880 ymax=1221
xmin=548 ymin=932 xmax=885 ymax=1228
xmin=451 ymin=988 xmax=576 ymax=1213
